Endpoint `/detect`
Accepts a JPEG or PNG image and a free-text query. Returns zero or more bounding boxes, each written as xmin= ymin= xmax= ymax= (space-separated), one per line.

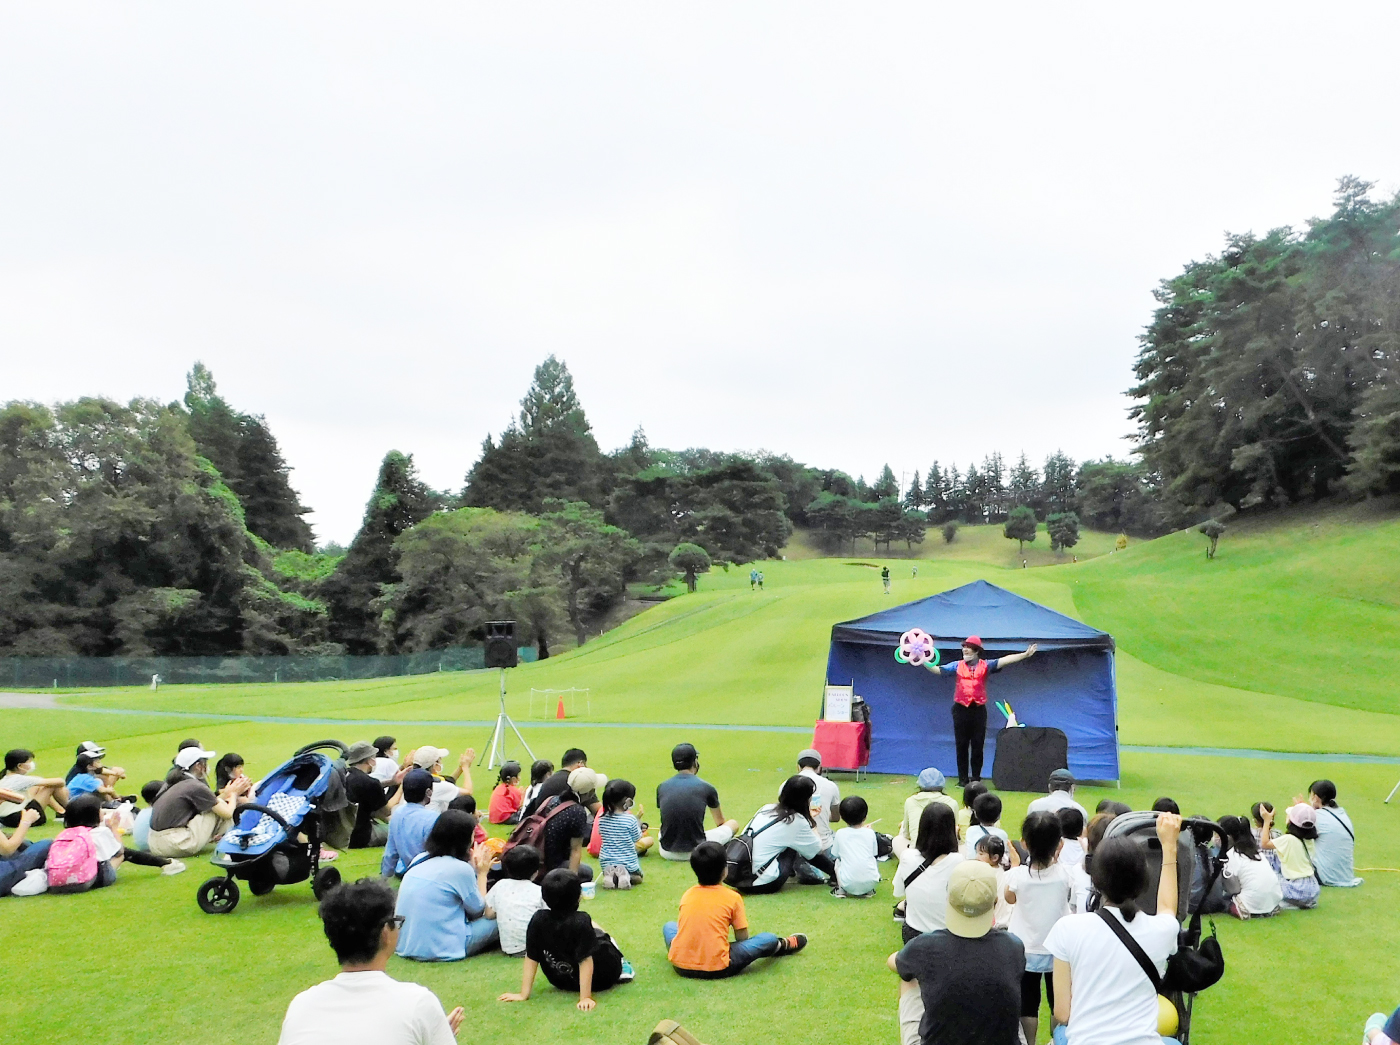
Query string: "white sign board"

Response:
xmin=823 ymin=684 xmax=854 ymax=722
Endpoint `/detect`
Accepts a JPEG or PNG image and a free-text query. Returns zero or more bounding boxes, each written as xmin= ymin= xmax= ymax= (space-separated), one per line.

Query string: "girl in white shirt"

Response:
xmin=739 ymin=775 xmax=835 ymax=895
xmin=1045 ymin=813 xmax=1183 ymax=1045
xmin=891 ymin=801 xmax=964 ymax=944
xmin=1005 ymin=810 xmax=1076 ymax=1045
xmin=1218 ymin=815 xmax=1282 ymax=918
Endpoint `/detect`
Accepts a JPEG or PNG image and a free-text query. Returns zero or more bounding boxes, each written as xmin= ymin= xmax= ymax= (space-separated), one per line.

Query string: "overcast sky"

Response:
xmin=3 ymin=5 xmax=1398 ymax=544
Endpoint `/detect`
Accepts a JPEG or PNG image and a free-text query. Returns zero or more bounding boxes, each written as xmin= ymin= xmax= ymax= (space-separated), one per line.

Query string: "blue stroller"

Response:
xmin=196 ymin=740 xmax=347 ymax=914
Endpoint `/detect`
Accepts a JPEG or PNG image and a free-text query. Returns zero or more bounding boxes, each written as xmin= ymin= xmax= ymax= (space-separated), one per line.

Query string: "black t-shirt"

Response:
xmin=656 ymin=772 xmax=721 ymax=852
xmin=525 ymin=909 xmax=622 ymax=992
xmin=895 ymin=929 xmax=1025 ymax=1045
xmin=540 ymin=800 xmax=588 ymax=872
xmin=345 ymin=768 xmax=389 ymax=848
xmin=522 ymin=770 xmax=572 ymax=820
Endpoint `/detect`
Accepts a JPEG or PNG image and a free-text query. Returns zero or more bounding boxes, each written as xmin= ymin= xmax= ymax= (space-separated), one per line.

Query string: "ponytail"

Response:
xmin=496 ymin=760 xmax=521 ymax=787
xmin=1118 ymin=896 xmax=1139 ymax=922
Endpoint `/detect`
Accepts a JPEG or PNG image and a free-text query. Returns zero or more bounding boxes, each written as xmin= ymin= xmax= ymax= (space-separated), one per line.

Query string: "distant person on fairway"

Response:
xmin=757 ymin=571 xmax=764 ymax=590
xmin=750 ymin=568 xmax=758 ymax=590
xmin=882 ymin=566 xmax=892 ymax=594
xmin=924 ymin=636 xmax=1038 ymax=787
xmin=278 ymin=877 xmax=464 ymax=1044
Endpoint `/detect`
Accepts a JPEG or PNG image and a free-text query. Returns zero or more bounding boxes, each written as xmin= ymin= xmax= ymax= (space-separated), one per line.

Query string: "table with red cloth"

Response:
xmin=812 ymin=719 xmax=870 ymax=771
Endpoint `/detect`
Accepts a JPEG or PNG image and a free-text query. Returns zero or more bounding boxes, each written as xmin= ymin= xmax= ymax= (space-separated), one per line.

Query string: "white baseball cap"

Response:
xmin=174 ymin=747 xmax=216 ymax=770
xmin=412 ymin=746 xmax=450 ymax=770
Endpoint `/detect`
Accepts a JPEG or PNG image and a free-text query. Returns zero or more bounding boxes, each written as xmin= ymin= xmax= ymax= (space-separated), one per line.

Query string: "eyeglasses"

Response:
xmin=384 ymin=915 xmax=406 ymax=932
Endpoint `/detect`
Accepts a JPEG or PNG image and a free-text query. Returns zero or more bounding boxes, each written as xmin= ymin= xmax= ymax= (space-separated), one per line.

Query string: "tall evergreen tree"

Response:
xmin=183 ymin=363 xmax=314 ymax=551
xmin=1041 ymin=450 xmax=1079 ymax=516
xmin=323 ymin=451 xmax=441 ymax=654
xmin=464 ymin=356 xmax=608 ymax=513
xmin=903 ymin=470 xmax=924 ymax=510
xmin=873 ymin=464 xmax=899 ymax=500
xmin=1009 ymin=453 xmax=1038 ymax=508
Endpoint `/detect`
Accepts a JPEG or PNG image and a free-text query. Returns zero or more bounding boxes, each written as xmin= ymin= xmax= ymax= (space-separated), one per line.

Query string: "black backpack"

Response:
xmin=723 ymin=817 xmax=781 ymax=890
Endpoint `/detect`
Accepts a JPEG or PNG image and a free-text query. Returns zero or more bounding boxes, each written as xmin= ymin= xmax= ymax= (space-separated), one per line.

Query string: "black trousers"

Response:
xmin=951 ymin=702 xmax=988 ymax=783
xmin=739 ymin=848 xmax=837 ymax=895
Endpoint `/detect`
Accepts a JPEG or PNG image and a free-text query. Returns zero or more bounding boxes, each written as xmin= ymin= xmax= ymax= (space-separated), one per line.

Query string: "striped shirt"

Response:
xmin=597 ymin=812 xmax=642 ymax=873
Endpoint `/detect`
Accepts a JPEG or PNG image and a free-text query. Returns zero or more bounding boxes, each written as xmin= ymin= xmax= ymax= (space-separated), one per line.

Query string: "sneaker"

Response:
xmin=618 ymin=959 xmax=636 ymax=983
xmin=10 ymin=868 xmax=47 ymax=896
xmin=829 ymin=886 xmax=847 ymax=898
xmin=161 ymin=860 xmax=187 ymax=876
xmin=777 ymin=934 xmax=808 ymax=955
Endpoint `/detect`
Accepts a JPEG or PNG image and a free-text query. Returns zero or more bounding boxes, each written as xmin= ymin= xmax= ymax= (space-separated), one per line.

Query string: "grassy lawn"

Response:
xmin=6 ymin=504 xmax=1400 ymax=1043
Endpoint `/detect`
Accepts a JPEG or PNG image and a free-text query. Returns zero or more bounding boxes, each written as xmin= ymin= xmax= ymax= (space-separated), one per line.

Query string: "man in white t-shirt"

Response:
xmin=279 ymin=878 xmax=464 ymax=1045
xmin=1026 ymin=769 xmax=1089 ymax=823
xmin=796 ymin=749 xmax=841 ymax=883
xmin=411 ymin=746 xmax=474 ymax=813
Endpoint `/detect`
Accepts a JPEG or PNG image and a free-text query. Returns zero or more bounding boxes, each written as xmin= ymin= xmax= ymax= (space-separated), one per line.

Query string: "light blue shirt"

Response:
xmin=394 ymin=856 xmax=487 ymax=961
xmin=131 ymin=807 xmax=153 ymax=851
xmin=1312 ymin=805 xmax=1361 ymax=887
xmin=380 ymin=803 xmax=439 ymax=877
xmin=67 ymin=774 xmax=102 ymax=797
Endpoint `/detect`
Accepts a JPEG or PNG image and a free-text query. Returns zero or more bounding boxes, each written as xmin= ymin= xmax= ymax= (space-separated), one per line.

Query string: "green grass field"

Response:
xmin=5 ymin=505 xmax=1399 ymax=1045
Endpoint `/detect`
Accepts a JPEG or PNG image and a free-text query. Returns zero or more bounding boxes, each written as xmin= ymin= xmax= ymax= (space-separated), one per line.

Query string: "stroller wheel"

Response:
xmin=312 ymin=866 xmax=341 ymax=900
xmin=249 ymin=878 xmax=276 ymax=896
xmin=197 ymin=876 xmax=240 ymax=914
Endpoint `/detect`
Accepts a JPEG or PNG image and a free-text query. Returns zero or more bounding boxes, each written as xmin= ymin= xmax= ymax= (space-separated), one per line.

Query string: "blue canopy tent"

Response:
xmin=825 ymin=580 xmax=1119 ymax=782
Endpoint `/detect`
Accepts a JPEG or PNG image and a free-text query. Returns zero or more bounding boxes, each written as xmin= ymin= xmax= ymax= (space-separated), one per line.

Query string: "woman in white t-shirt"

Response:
xmin=1218 ymin=815 xmax=1282 ymax=919
xmin=1044 ymin=812 xmax=1183 ymax=1045
xmin=891 ymin=802 xmax=965 ymax=943
xmin=738 ymin=776 xmax=836 ymax=895
xmin=1005 ymin=810 xmax=1076 ymax=1045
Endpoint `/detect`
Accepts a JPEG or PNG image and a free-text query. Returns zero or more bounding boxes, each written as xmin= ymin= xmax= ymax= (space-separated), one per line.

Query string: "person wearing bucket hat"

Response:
xmin=891 ymin=860 xmax=1025 ymax=1045
xmin=345 ymin=741 xmax=403 ymax=849
xmin=923 ymin=635 xmax=1039 ymax=787
xmin=897 ymin=767 xmax=959 ymax=843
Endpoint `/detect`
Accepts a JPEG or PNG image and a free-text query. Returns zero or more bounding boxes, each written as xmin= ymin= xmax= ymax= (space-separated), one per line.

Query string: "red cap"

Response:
xmin=963 ymin=635 xmax=983 ymax=649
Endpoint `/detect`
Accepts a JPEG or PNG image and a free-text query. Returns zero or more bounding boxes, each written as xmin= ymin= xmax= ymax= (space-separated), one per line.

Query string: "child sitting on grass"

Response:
xmin=963 ymin=793 xmax=1009 ymax=858
xmin=1261 ymin=802 xmax=1321 ymax=910
xmin=484 ymin=844 xmax=548 ymax=957
xmin=831 ymin=796 xmax=880 ymax=898
xmin=1218 ymin=815 xmax=1282 ymax=919
xmin=596 ymin=779 xmax=654 ymax=889
xmin=956 ymin=781 xmax=988 ymax=842
xmin=663 ymin=840 xmax=807 ymax=977
xmin=522 ymin=759 xmax=553 ymax=810
xmin=1004 ymin=810 xmax=1075 ymax=1045
xmin=499 ymin=868 xmax=634 ymax=1010
xmin=975 ymin=834 xmax=1016 ymax=929
xmin=488 ymin=761 xmax=524 ymax=825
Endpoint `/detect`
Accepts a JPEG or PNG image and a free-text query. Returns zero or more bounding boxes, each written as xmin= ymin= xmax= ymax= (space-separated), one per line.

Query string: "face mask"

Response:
xmin=21 ymin=763 xmax=34 ymax=774
xmin=388 ymin=750 xmax=398 ymax=762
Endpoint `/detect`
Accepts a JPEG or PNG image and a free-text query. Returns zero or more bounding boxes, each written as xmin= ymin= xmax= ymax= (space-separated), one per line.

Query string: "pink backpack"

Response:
xmin=47 ymin=827 xmax=98 ymax=888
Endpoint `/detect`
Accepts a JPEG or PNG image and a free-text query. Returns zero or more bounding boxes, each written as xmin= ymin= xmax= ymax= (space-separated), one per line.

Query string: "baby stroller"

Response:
xmin=1101 ymin=813 xmax=1228 ymax=1045
xmin=196 ymin=740 xmax=348 ymax=914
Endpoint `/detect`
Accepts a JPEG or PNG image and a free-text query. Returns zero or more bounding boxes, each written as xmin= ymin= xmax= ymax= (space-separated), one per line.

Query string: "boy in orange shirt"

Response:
xmin=662 ymin=840 xmax=808 ymax=978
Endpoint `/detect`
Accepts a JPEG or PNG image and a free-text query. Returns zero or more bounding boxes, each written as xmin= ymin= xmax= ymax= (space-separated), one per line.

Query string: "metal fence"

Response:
xmin=1 ymin=646 xmax=538 ymax=688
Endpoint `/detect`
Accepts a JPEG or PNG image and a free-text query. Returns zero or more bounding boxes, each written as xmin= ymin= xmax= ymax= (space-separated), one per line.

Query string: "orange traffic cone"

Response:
xmin=556 ymin=694 xmax=566 ymax=720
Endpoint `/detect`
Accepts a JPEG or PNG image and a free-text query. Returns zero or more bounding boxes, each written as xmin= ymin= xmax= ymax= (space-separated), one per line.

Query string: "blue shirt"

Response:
xmin=131 ymin=808 xmax=153 ymax=851
xmin=394 ymin=855 xmax=487 ymax=961
xmin=935 ymin=658 xmax=1001 ymax=677
xmin=67 ymin=774 xmax=103 ymax=797
xmin=380 ymin=803 xmax=439 ymax=877
xmin=1312 ymin=805 xmax=1361 ymax=887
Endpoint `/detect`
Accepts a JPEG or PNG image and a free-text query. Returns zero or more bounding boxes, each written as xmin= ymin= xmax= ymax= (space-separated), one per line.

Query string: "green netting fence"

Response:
xmin=1 ymin=646 xmax=538 ymax=688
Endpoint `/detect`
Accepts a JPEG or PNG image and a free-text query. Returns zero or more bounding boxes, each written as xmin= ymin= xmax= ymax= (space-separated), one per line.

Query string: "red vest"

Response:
xmin=953 ymin=659 xmax=990 ymax=707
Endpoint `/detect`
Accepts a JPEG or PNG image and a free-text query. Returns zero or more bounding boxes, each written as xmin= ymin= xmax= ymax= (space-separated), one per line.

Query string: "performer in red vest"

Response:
xmin=924 ymin=635 xmax=1038 ymax=786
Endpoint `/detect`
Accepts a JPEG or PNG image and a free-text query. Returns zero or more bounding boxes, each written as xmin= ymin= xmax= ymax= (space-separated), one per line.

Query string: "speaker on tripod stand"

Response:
xmin=483 ymin=621 xmax=532 ymax=769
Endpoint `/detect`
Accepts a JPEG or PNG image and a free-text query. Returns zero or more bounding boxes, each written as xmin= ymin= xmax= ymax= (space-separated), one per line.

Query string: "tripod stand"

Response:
xmin=484 ymin=667 xmax=534 ymax=770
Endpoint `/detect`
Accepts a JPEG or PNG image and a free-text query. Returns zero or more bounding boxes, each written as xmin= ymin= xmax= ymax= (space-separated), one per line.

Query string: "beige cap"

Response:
xmin=944 ymin=859 xmax=998 ymax=938
xmin=567 ymin=766 xmax=606 ymax=796
xmin=411 ymin=746 xmax=450 ymax=770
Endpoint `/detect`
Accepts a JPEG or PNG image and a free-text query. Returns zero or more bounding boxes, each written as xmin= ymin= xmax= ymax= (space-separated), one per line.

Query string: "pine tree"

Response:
xmin=903 ymin=470 xmax=924 ymax=510
xmin=323 ymin=451 xmax=441 ymax=653
xmin=873 ymin=464 xmax=899 ymax=500
xmin=1009 ymin=453 xmax=1039 ymax=508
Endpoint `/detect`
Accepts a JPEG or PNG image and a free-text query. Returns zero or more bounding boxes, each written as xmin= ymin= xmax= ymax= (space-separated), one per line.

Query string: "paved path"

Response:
xmin=4 ymin=692 xmax=1398 ymax=765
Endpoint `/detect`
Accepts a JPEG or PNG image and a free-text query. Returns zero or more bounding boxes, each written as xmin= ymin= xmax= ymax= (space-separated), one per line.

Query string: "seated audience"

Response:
xmin=164 ymin=739 xmax=206 ymax=787
xmin=1027 ymin=769 xmax=1089 ymax=822
xmin=345 ymin=741 xmax=401 ymax=849
xmin=498 ymin=868 xmax=633 ymax=1010
xmin=1045 ymin=813 xmax=1183 ymax=1045
xmin=737 ymin=775 xmax=836 ymax=894
xmin=956 ymin=781 xmax=989 ymax=843
xmin=382 ymin=770 xmax=440 ymax=877
xmin=1151 ymin=797 xmax=1180 ymax=815
xmin=0 ymin=749 xmax=68 ymax=825
xmin=445 ymin=795 xmax=489 ymax=848
xmin=277 ymin=877 xmax=465 ymax=1044
xmin=1005 ymin=810 xmax=1076 ymax=1045
xmin=147 ymin=747 xmax=249 ymax=858
xmin=1309 ymin=779 xmax=1361 ymax=887
xmin=484 ymin=845 xmax=547 ymax=958
xmin=129 ymin=780 xmax=165 ymax=852
xmin=975 ymin=835 xmax=1015 ymax=928
xmin=46 ymin=794 xmax=124 ymax=893
xmin=1364 ymin=1008 xmax=1400 ymax=1045
xmin=892 ymin=802 xmax=965 ymax=942
xmin=0 ymin=806 xmax=53 ymax=897
xmin=412 ymin=747 xmax=474 ymax=813
xmin=597 ymin=778 xmax=650 ymax=889
xmin=664 ymin=840 xmax=807 ymax=978
xmin=370 ymin=737 xmax=401 ymax=784
xmin=521 ymin=759 xmax=554 ymax=811
xmin=1095 ymin=799 xmax=1132 ymax=818
xmin=66 ymin=752 xmax=119 ymax=801
xmin=796 ymin=747 xmax=842 ymax=862
xmin=963 ymin=792 xmax=1009 ymax=858
xmin=831 ymin=796 xmax=881 ymax=898
xmin=521 ymin=749 xmax=587 ymax=819
xmin=891 ymin=859 xmax=1025 ymax=1045
xmin=488 ymin=761 xmax=524 ymax=825
xmin=656 ymin=743 xmax=737 ymax=860
xmin=395 ymin=811 xmax=499 ymax=961
xmin=535 ymin=777 xmax=594 ymax=883
xmin=898 ymin=768 xmax=959 ymax=842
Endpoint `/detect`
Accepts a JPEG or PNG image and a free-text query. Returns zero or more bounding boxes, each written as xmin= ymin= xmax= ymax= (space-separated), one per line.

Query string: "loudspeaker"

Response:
xmin=484 ymin=620 xmax=518 ymax=669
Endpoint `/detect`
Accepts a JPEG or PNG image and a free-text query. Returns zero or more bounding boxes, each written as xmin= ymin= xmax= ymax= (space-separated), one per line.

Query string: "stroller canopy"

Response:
xmin=826 ymin=580 xmax=1119 ymax=782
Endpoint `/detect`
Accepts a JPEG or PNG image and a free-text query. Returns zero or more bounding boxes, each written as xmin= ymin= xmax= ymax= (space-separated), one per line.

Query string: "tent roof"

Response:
xmin=831 ymin=579 xmax=1113 ymax=651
